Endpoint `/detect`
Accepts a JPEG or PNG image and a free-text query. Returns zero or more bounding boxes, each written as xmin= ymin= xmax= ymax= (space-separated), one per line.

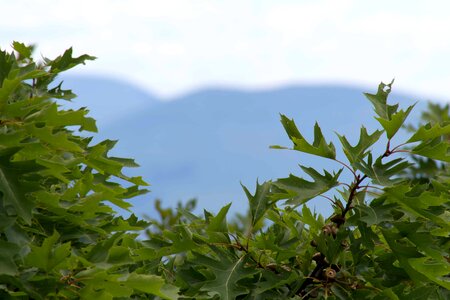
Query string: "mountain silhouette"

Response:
xmin=59 ymin=76 xmax=424 ymax=217
xmin=60 ymin=75 xmax=158 ymax=128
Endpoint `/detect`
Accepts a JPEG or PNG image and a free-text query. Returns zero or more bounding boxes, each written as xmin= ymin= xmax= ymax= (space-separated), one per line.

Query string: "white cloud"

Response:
xmin=2 ymin=0 xmax=450 ymax=101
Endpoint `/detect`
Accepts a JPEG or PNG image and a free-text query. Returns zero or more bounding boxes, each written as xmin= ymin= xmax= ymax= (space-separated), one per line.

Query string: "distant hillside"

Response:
xmin=60 ymin=75 xmax=159 ymax=127
xmin=89 ymin=82 xmax=423 ymax=218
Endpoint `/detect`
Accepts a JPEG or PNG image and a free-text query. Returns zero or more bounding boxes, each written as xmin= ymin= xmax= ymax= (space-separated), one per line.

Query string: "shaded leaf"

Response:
xmin=25 ymin=231 xmax=71 ymax=272
xmin=408 ymin=257 xmax=450 ymax=290
xmin=0 ymin=241 xmax=19 ymax=275
xmin=193 ymin=249 xmax=258 ymax=299
xmin=354 ymin=153 xmax=410 ymax=186
xmin=0 ymin=147 xmax=41 ymax=223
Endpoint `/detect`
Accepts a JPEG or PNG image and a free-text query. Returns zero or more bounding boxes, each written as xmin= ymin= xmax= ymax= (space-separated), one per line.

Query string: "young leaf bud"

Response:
xmin=324 ymin=267 xmax=336 ymax=280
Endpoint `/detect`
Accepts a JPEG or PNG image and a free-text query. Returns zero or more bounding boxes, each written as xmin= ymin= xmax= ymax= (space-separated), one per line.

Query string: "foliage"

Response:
xmin=0 ymin=43 xmax=449 ymax=299
xmin=0 ymin=43 xmax=177 ymax=299
xmin=143 ymin=83 xmax=450 ymax=299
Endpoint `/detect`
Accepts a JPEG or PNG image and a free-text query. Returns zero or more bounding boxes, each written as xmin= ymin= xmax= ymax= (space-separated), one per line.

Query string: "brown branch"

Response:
xmin=297 ymin=173 xmax=368 ymax=298
xmin=341 ymin=174 xmax=367 ymax=219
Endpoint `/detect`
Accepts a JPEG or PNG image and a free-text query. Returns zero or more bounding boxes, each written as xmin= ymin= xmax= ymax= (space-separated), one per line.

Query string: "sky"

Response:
xmin=2 ymin=0 xmax=450 ymax=101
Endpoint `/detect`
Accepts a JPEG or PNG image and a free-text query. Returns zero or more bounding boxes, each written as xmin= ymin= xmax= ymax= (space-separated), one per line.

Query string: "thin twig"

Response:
xmin=341 ymin=175 xmax=367 ymax=219
xmin=338 ymin=182 xmax=352 ymax=189
xmin=333 ymin=158 xmax=357 ymax=179
xmin=357 ymin=184 xmax=384 ymax=192
xmin=318 ymin=194 xmax=337 ymax=206
xmin=391 ymin=149 xmax=411 ymax=154
xmin=382 ymin=139 xmax=391 ymax=158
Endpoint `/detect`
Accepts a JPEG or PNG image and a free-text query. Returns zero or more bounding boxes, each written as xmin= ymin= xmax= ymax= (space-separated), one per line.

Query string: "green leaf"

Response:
xmin=0 ymin=241 xmax=20 ymax=275
xmin=411 ymin=138 xmax=450 ymax=162
xmin=272 ymin=115 xmax=336 ymax=159
xmin=0 ymin=48 xmax=14 ymax=86
xmin=48 ymin=47 xmax=96 ymax=72
xmin=25 ymin=124 xmax=84 ymax=152
xmin=30 ymin=103 xmax=97 ymax=132
xmin=12 ymin=42 xmax=33 ymax=59
xmin=77 ymin=270 xmax=133 ymax=299
xmin=0 ymin=67 xmax=47 ymax=109
xmin=385 ymin=185 xmax=450 ymax=230
xmin=408 ymin=257 xmax=450 ymax=290
xmin=125 ymin=273 xmax=179 ymax=299
xmin=364 ymin=80 xmax=398 ymax=120
xmin=376 ymin=104 xmax=415 ymax=139
xmin=193 ymin=249 xmax=258 ymax=299
xmin=407 ymin=232 xmax=445 ymax=260
xmin=0 ymin=74 xmax=21 ymax=109
xmin=356 ymin=205 xmax=379 ymax=226
xmin=25 ymin=230 xmax=71 ymax=272
xmin=354 ymin=153 xmax=410 ymax=186
xmin=206 ymin=203 xmax=231 ymax=233
xmin=381 ymin=288 xmax=400 ymax=300
xmin=407 ymin=122 xmax=450 ymax=143
xmin=0 ymin=147 xmax=40 ymax=223
xmin=242 ymin=181 xmax=272 ymax=227
xmin=337 ymin=126 xmax=383 ymax=168
xmin=252 ymin=270 xmax=298 ymax=297
xmin=273 ymin=166 xmax=342 ymax=206
xmin=381 ymin=229 xmax=428 ymax=283
xmin=84 ymin=232 xmax=122 ymax=264
xmin=300 ymin=205 xmax=323 ymax=231
xmin=405 ymin=286 xmax=438 ymax=300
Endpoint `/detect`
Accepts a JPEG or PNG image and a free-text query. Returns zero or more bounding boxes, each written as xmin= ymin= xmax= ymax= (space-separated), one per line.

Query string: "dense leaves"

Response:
xmin=0 ymin=43 xmax=175 ymax=299
xmin=0 ymin=43 xmax=449 ymax=299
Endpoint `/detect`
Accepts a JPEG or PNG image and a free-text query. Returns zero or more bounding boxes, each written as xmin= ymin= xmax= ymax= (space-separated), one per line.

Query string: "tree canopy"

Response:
xmin=0 ymin=43 xmax=449 ymax=299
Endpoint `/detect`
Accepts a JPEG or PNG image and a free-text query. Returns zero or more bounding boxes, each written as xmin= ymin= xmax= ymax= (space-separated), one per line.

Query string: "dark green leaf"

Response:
xmin=273 ymin=166 xmax=342 ymax=205
xmin=193 ymin=250 xmax=258 ymax=299
xmin=337 ymin=126 xmax=383 ymax=168
xmin=272 ymin=114 xmax=336 ymax=159
xmin=354 ymin=153 xmax=410 ymax=186
xmin=242 ymin=181 xmax=272 ymax=227
xmin=364 ymin=80 xmax=398 ymax=120
xmin=376 ymin=104 xmax=415 ymax=139
xmin=48 ymin=47 xmax=96 ymax=72
xmin=25 ymin=231 xmax=71 ymax=272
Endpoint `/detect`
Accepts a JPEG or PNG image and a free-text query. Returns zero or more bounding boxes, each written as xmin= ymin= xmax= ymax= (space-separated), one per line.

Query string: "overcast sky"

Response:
xmin=2 ymin=0 xmax=450 ymax=100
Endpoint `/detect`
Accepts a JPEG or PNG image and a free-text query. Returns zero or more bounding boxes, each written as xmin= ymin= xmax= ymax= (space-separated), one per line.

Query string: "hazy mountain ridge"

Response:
xmin=59 ymin=76 xmax=426 ymax=217
xmin=60 ymin=75 xmax=159 ymax=127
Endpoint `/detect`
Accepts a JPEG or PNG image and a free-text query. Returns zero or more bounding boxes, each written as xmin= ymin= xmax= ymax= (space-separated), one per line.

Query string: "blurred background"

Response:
xmin=1 ymin=0 xmax=448 ymax=217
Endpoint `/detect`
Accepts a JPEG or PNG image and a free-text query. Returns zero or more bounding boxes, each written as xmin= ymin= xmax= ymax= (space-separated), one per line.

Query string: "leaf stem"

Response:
xmin=382 ymin=139 xmax=391 ymax=158
xmin=390 ymin=142 xmax=409 ymax=153
xmin=338 ymin=182 xmax=352 ymax=189
xmin=333 ymin=158 xmax=357 ymax=179
xmin=391 ymin=149 xmax=411 ymax=154
xmin=318 ymin=194 xmax=337 ymax=206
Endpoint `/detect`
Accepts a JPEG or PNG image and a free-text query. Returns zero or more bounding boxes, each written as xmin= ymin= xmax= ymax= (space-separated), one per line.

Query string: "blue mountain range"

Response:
xmin=61 ymin=76 xmax=424 ymax=218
